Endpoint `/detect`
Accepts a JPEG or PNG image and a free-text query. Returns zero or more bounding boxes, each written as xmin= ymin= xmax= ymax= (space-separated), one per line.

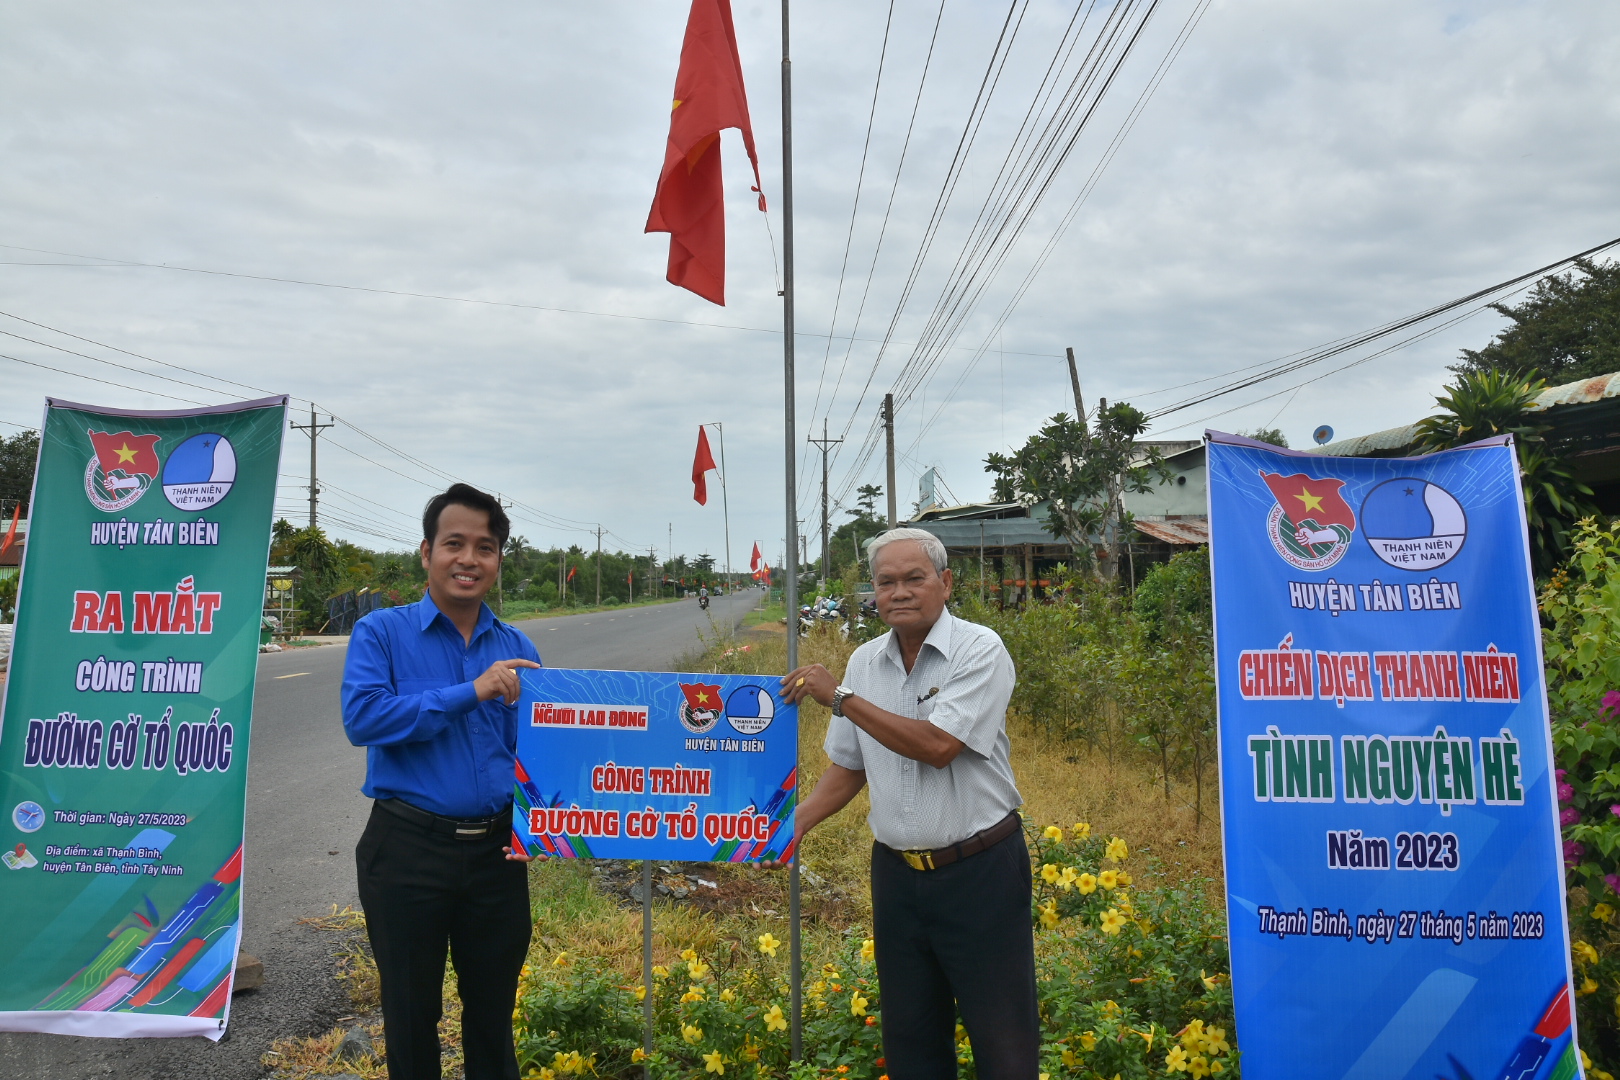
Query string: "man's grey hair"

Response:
xmin=866 ymin=528 xmax=948 ymax=573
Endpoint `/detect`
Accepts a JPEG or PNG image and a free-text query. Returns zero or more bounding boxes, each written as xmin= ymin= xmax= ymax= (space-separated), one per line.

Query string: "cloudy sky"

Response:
xmin=1 ymin=0 xmax=1616 ymax=567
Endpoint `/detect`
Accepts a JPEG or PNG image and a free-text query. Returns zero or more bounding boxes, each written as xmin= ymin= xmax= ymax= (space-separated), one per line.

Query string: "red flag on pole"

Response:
xmin=0 ymin=503 xmax=18 ymax=560
xmin=645 ymin=0 xmax=764 ymax=306
xmin=749 ymin=541 xmax=762 ymax=573
xmin=567 ymin=565 xmax=577 ymax=582
xmin=692 ymin=426 xmax=718 ymax=505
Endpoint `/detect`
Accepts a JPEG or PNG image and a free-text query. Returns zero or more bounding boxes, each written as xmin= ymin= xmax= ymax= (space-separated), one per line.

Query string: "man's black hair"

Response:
xmin=422 ymin=483 xmax=511 ymax=549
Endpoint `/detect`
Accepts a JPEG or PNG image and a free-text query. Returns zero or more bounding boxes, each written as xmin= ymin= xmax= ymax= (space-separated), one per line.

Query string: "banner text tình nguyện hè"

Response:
xmin=0 ymin=395 xmax=286 ymax=1039
xmin=1207 ymin=431 xmax=1577 ymax=1080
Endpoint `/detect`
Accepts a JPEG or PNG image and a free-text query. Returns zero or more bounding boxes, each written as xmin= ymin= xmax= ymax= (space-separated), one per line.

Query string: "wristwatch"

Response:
xmin=831 ymin=685 xmax=855 ymax=717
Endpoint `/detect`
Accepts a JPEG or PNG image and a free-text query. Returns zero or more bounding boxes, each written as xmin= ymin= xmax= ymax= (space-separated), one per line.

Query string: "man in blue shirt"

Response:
xmin=342 ymin=483 xmax=542 ymax=1080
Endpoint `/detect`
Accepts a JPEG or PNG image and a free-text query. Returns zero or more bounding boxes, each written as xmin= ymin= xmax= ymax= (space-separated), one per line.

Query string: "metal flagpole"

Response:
xmin=780 ymin=0 xmax=803 ymax=1061
xmin=708 ymin=422 xmax=733 ymax=594
xmin=642 ymin=860 xmax=654 ymax=1076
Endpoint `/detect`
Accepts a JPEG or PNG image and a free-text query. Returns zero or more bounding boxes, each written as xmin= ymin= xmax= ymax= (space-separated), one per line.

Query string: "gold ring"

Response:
xmin=796 ymin=677 xmax=806 ymax=687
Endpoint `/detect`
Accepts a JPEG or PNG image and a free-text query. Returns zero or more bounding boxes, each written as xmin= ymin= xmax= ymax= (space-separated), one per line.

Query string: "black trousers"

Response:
xmin=355 ymin=802 xmax=532 ymax=1080
xmin=871 ymin=828 xmax=1040 ymax=1080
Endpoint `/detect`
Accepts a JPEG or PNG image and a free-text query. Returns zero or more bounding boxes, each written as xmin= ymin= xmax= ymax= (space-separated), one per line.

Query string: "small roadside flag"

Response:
xmin=692 ymin=426 xmax=718 ymax=505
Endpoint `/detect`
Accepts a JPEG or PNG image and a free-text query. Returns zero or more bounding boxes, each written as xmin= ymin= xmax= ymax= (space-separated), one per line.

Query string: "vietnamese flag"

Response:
xmin=566 ymin=565 xmax=577 ymax=582
xmin=1260 ymin=472 xmax=1356 ymax=530
xmin=0 ymin=503 xmax=17 ymax=560
xmin=749 ymin=541 xmax=762 ymax=573
xmin=692 ymin=426 xmax=718 ymax=505
xmin=88 ymin=430 xmax=161 ymax=479
xmin=645 ymin=0 xmax=764 ymax=306
xmin=679 ymin=682 xmax=724 ymax=712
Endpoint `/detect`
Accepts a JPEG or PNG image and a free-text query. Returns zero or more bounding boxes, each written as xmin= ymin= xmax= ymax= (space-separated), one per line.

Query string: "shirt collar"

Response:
xmin=881 ymin=609 xmax=955 ymax=670
xmin=418 ymin=589 xmax=496 ymax=640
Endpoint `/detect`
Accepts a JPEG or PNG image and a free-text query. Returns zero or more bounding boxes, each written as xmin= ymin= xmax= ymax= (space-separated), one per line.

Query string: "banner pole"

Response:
xmin=780 ymin=0 xmax=803 ymax=1061
xmin=642 ymin=859 xmax=653 ymax=1076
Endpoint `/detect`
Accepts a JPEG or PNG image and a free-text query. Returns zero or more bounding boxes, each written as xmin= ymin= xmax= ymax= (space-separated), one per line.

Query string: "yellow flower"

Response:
xmin=1072 ymin=822 xmax=1091 ymax=839
xmin=682 ymin=1024 xmax=704 ymax=1045
xmin=703 ymin=1050 xmax=727 ymax=1074
xmin=1116 ymin=871 xmax=1132 ymax=886
xmin=861 ymin=938 xmax=875 ymax=962
xmin=633 ymin=985 xmax=646 ymax=1002
xmin=1575 ymin=940 xmax=1600 ymax=966
xmin=1101 ymin=1000 xmax=1120 ymax=1017
xmin=681 ymin=948 xmax=699 ymax=962
xmin=1099 ymin=908 xmax=1127 ymax=935
xmin=720 ymin=988 xmax=737 ymax=1003
xmin=1165 ymin=1045 xmax=1190 ymax=1072
xmin=1079 ymin=1030 xmax=1098 ymax=1051
xmin=1061 ymin=1048 xmax=1081 ymax=1067
xmin=956 ymin=1022 xmax=970 ymax=1044
xmin=1200 ymin=970 xmax=1221 ymax=991
xmin=538 ymin=1070 xmax=556 ymax=1080
xmin=1044 ymin=825 xmax=1064 ymax=840
xmin=1188 ymin=1055 xmax=1210 ymax=1079
xmin=1106 ymin=837 xmax=1129 ymax=862
xmin=653 ymin=965 xmax=670 ymax=979
xmin=851 ymin=992 xmax=870 ymax=1016
xmin=689 ymin=959 xmax=711 ymax=979
xmin=1205 ymin=1027 xmax=1230 ymax=1055
xmin=1140 ymin=1028 xmax=1154 ymax=1050
xmin=552 ymin=951 xmax=571 ymax=967
xmin=822 ymin=963 xmax=842 ymax=978
xmin=763 ymin=1004 xmax=788 ymax=1032
xmin=1182 ymin=1019 xmax=1207 ymax=1052
xmin=1098 ymin=870 xmax=1119 ymax=890
xmin=1077 ymin=873 xmax=1097 ymax=894
xmin=757 ymin=933 xmax=781 ymax=957
xmin=1579 ymin=976 xmax=1599 ymax=996
xmin=1210 ymin=1062 xmax=1225 ymax=1075
xmin=1041 ymin=863 xmax=1061 ymax=884
xmin=1039 ymin=900 xmax=1060 ymax=929
xmin=681 ymin=984 xmax=707 ymax=1003
xmin=1595 ymin=903 xmax=1616 ymax=922
xmin=631 ymin=1048 xmax=647 ymax=1063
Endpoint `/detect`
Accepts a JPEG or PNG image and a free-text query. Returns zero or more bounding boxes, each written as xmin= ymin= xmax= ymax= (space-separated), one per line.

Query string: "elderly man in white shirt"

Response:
xmin=781 ymin=527 xmax=1037 ymax=1080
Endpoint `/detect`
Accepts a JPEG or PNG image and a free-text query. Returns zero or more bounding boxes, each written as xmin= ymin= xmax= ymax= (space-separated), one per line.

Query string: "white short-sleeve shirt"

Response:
xmin=823 ymin=610 xmax=1021 ymax=850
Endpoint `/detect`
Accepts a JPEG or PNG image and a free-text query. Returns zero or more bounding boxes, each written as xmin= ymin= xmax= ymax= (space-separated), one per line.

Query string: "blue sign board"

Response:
xmin=1207 ymin=432 xmax=1578 ymax=1080
xmin=512 ymin=668 xmax=798 ymax=862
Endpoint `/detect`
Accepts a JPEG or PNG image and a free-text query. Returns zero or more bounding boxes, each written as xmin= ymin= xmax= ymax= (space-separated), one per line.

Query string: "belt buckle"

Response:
xmin=456 ymin=823 xmax=491 ymax=839
xmin=902 ymin=850 xmax=934 ymax=871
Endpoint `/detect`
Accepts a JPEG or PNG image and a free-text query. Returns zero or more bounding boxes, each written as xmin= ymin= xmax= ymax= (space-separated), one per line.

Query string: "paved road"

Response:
xmin=0 ymin=591 xmax=761 ymax=1079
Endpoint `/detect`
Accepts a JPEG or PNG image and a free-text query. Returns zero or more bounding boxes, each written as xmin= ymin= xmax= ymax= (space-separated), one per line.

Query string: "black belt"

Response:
xmin=376 ymin=798 xmax=512 ymax=841
xmin=888 ymin=810 xmax=1022 ymax=872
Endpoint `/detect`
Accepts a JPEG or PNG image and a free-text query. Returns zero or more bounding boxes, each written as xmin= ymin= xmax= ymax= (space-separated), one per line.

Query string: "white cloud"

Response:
xmin=0 ymin=0 xmax=1615 ymax=561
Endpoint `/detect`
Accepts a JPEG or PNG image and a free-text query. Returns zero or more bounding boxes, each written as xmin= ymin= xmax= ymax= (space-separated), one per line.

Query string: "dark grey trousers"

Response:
xmin=871 ymin=828 xmax=1040 ymax=1080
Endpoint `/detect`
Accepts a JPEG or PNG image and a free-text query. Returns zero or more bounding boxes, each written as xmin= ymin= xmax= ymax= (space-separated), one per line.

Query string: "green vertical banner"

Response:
xmin=0 ymin=395 xmax=286 ymax=1039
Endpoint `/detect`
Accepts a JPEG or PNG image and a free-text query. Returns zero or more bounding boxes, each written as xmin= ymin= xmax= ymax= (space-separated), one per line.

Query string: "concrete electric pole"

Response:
xmin=289 ymin=406 xmax=333 ymax=529
xmin=807 ymin=420 xmax=843 ymax=593
xmin=883 ymin=393 xmax=897 ymax=528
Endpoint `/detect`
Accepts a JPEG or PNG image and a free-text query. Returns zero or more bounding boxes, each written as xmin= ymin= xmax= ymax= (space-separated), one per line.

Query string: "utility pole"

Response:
xmin=1065 ymin=346 xmax=1088 ymax=439
xmin=807 ymin=420 xmax=842 ymax=593
xmin=883 ymin=393 xmax=897 ymax=528
xmin=595 ymin=525 xmax=603 ymax=607
xmin=289 ymin=405 xmax=333 ymax=529
xmin=649 ymin=547 xmax=658 ymax=600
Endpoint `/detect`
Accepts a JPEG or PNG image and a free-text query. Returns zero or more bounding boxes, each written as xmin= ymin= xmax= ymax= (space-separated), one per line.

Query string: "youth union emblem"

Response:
xmin=84 ymin=429 xmax=162 ymax=513
xmin=677 ymin=682 xmax=723 ymax=735
xmin=1259 ymin=470 xmax=1357 ymax=571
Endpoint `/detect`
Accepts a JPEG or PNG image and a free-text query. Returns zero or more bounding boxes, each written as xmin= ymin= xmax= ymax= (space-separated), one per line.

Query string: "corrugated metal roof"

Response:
xmin=1307 ymin=423 xmax=1420 ymax=457
xmin=1308 ymin=370 xmax=1620 ymax=457
xmin=1525 ymin=372 xmax=1620 ymax=411
xmin=1134 ymin=517 xmax=1209 ymax=545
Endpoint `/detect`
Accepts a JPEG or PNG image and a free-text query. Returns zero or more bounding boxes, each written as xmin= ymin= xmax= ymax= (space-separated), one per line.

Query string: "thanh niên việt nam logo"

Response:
xmin=1260 ymin=470 xmax=1356 ymax=571
xmin=84 ymin=430 xmax=161 ymax=513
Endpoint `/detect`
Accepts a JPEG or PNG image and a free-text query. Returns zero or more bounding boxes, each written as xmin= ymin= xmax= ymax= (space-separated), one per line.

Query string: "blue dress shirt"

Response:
xmin=341 ymin=591 xmax=542 ymax=818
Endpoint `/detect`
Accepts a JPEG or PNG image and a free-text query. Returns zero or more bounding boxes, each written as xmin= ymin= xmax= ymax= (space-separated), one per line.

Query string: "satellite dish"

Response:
xmin=1313 ymin=425 xmax=1334 ymax=446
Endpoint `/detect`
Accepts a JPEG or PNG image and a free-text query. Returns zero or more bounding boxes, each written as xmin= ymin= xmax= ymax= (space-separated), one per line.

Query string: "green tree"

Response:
xmin=986 ymin=403 xmax=1169 ymax=580
xmin=0 ymin=429 xmax=40 ymax=517
xmin=1455 ymin=257 xmax=1620 ymax=383
xmin=1414 ymin=369 xmax=1596 ymax=576
xmin=1238 ymin=427 xmax=1288 ymax=448
xmin=290 ymin=526 xmax=340 ymax=629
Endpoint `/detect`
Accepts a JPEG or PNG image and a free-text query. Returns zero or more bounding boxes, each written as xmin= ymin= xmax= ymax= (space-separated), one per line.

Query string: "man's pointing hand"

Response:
xmin=474 ymin=659 xmax=542 ymax=705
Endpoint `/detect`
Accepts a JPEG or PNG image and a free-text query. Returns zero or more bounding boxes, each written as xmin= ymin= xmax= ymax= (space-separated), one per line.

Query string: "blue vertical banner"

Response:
xmin=1207 ymin=432 xmax=1578 ymax=1080
xmin=512 ymin=669 xmax=797 ymax=863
